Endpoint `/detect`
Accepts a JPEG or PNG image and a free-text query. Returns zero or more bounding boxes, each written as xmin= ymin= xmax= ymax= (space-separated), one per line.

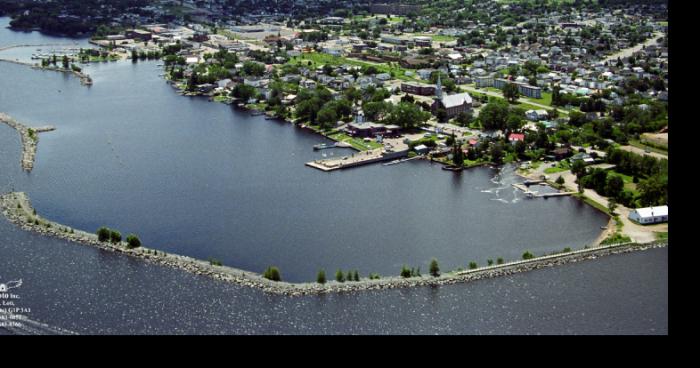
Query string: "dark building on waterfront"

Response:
xmin=125 ymin=29 xmax=152 ymax=41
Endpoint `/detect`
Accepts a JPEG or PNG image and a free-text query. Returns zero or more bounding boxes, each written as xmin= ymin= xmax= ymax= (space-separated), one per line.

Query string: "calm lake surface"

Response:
xmin=0 ymin=23 xmax=609 ymax=281
xmin=0 ymin=215 xmax=668 ymax=335
xmin=0 ymin=19 xmax=667 ymax=334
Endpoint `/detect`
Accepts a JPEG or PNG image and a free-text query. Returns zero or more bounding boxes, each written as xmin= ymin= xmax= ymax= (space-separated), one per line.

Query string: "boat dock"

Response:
xmin=306 ymin=149 xmax=408 ymax=172
xmin=537 ymin=192 xmax=576 ymax=198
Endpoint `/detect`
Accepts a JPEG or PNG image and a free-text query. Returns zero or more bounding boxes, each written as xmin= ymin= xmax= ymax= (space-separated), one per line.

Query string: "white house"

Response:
xmin=629 ymin=206 xmax=668 ymax=225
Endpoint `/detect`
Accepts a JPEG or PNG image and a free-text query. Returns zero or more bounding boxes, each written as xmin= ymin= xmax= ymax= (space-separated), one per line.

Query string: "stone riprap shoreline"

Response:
xmin=1 ymin=191 xmax=667 ymax=296
xmin=0 ymin=112 xmax=55 ymax=171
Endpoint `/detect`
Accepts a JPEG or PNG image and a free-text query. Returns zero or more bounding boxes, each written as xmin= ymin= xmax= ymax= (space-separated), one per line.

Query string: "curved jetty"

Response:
xmin=0 ymin=112 xmax=55 ymax=171
xmin=0 ymin=192 xmax=667 ymax=297
xmin=0 ymin=44 xmax=92 ymax=85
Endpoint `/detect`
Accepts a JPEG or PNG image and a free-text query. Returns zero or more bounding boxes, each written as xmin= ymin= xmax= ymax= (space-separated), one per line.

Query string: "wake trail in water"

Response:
xmin=480 ymin=164 xmax=525 ymax=204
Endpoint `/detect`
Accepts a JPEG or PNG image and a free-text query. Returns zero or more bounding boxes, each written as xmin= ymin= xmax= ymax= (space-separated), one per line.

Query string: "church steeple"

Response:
xmin=436 ymin=74 xmax=443 ymax=100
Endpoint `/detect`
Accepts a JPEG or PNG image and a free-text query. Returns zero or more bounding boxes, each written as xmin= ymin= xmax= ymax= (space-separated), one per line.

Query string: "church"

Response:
xmin=430 ymin=75 xmax=473 ymax=119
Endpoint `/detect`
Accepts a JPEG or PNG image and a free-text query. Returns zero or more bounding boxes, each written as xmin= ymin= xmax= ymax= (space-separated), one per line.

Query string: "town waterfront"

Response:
xmin=0 ymin=55 xmax=609 ymax=281
xmin=0 ymin=20 xmax=667 ymax=334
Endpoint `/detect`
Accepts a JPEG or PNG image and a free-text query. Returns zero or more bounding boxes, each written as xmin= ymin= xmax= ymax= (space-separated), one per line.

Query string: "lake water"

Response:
xmin=0 ymin=26 xmax=609 ymax=281
xmin=0 ymin=19 xmax=667 ymax=334
xmin=0 ymin=215 xmax=668 ymax=335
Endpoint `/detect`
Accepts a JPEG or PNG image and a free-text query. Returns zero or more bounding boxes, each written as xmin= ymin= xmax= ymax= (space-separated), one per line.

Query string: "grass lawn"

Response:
xmin=84 ymin=54 xmax=120 ymax=63
xmin=470 ymin=87 xmax=565 ymax=114
xmin=544 ymin=159 xmax=571 ymax=174
xmin=655 ymin=231 xmax=668 ymax=240
xmin=601 ymin=232 xmax=632 ymax=245
xmin=327 ymin=132 xmax=382 ymax=151
xmin=416 ymin=33 xmax=457 ymax=42
xmin=609 ymin=171 xmax=640 ymax=196
xmin=574 ymin=193 xmax=611 ymax=216
xmin=288 ymin=52 xmax=417 ymax=81
xmin=524 ymin=91 xmax=553 ymax=106
xmin=544 ymin=166 xmax=569 ymax=174
xmin=213 ymin=95 xmax=231 ymax=103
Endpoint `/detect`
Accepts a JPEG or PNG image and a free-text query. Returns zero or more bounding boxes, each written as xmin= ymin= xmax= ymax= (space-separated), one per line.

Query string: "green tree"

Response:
xmin=555 ymin=175 xmax=565 ymax=187
xmin=335 ymin=269 xmax=345 ymax=282
xmin=126 ymin=234 xmax=141 ymax=249
xmin=316 ymin=105 xmax=337 ymax=129
xmin=522 ymin=251 xmax=534 ymax=260
xmin=231 ymin=84 xmax=257 ymax=100
xmin=452 ymin=144 xmax=464 ymax=167
xmin=109 ymin=230 xmax=122 ymax=244
xmin=571 ymin=159 xmax=587 ymax=178
xmin=242 ymin=61 xmax=265 ymax=76
xmin=479 ymin=99 xmax=510 ymax=131
xmin=362 ymin=101 xmax=391 ymax=121
xmin=489 ymin=142 xmax=504 ymax=164
xmin=97 ymin=227 xmax=110 ymax=242
xmin=400 ymin=265 xmax=412 ymax=278
xmin=353 ymin=270 xmax=359 ymax=282
xmin=317 ymin=269 xmax=326 ymax=284
xmin=263 ymin=266 xmax=282 ymax=281
xmin=385 ymin=102 xmax=430 ymax=129
xmin=608 ymin=198 xmax=618 ymax=215
xmin=469 ymin=262 xmax=478 ymax=269
xmin=429 ymin=258 xmax=440 ymax=277
xmin=503 ymin=83 xmax=520 ymax=103
xmin=604 ymin=175 xmax=624 ymax=198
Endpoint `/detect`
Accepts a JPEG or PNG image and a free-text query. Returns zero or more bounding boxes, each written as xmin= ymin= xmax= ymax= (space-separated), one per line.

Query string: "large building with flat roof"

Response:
xmin=629 ymin=206 xmax=668 ymax=224
xmin=401 ymin=82 xmax=436 ymax=96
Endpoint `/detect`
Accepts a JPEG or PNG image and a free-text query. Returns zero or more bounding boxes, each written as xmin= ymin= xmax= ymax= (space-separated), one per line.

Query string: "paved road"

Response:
xmin=618 ymin=145 xmax=668 ymax=160
xmin=603 ymin=32 xmax=664 ymax=63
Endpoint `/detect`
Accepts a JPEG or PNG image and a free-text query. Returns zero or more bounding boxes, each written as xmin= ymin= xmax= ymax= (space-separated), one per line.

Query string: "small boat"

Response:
xmin=600 ymin=226 xmax=608 ymax=230
xmin=313 ymin=143 xmax=334 ymax=151
xmin=442 ymin=165 xmax=464 ymax=172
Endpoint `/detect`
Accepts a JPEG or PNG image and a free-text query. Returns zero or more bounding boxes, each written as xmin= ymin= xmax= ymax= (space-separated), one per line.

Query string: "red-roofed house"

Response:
xmin=508 ymin=133 xmax=525 ymax=145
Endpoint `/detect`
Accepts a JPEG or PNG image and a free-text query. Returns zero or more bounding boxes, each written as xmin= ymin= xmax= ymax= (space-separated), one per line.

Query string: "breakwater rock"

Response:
xmin=0 ymin=192 xmax=667 ymax=297
xmin=0 ymin=112 xmax=55 ymax=171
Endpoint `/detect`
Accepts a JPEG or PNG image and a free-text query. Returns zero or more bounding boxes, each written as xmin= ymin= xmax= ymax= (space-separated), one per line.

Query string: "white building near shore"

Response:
xmin=628 ymin=205 xmax=668 ymax=224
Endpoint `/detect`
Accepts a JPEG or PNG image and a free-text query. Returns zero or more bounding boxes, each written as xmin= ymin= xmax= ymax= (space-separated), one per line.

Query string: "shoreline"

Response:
xmin=0 ymin=112 xmax=55 ymax=171
xmin=0 ymin=44 xmax=92 ymax=85
xmin=0 ymin=191 xmax=667 ymax=297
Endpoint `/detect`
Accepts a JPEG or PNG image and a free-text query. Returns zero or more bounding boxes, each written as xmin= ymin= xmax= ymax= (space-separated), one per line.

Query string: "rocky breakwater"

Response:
xmin=31 ymin=64 xmax=92 ymax=85
xmin=0 ymin=112 xmax=55 ymax=171
xmin=0 ymin=192 xmax=668 ymax=297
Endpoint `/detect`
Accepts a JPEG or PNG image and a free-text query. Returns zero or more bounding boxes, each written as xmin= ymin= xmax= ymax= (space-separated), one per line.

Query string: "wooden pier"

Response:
xmin=306 ymin=149 xmax=408 ymax=172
